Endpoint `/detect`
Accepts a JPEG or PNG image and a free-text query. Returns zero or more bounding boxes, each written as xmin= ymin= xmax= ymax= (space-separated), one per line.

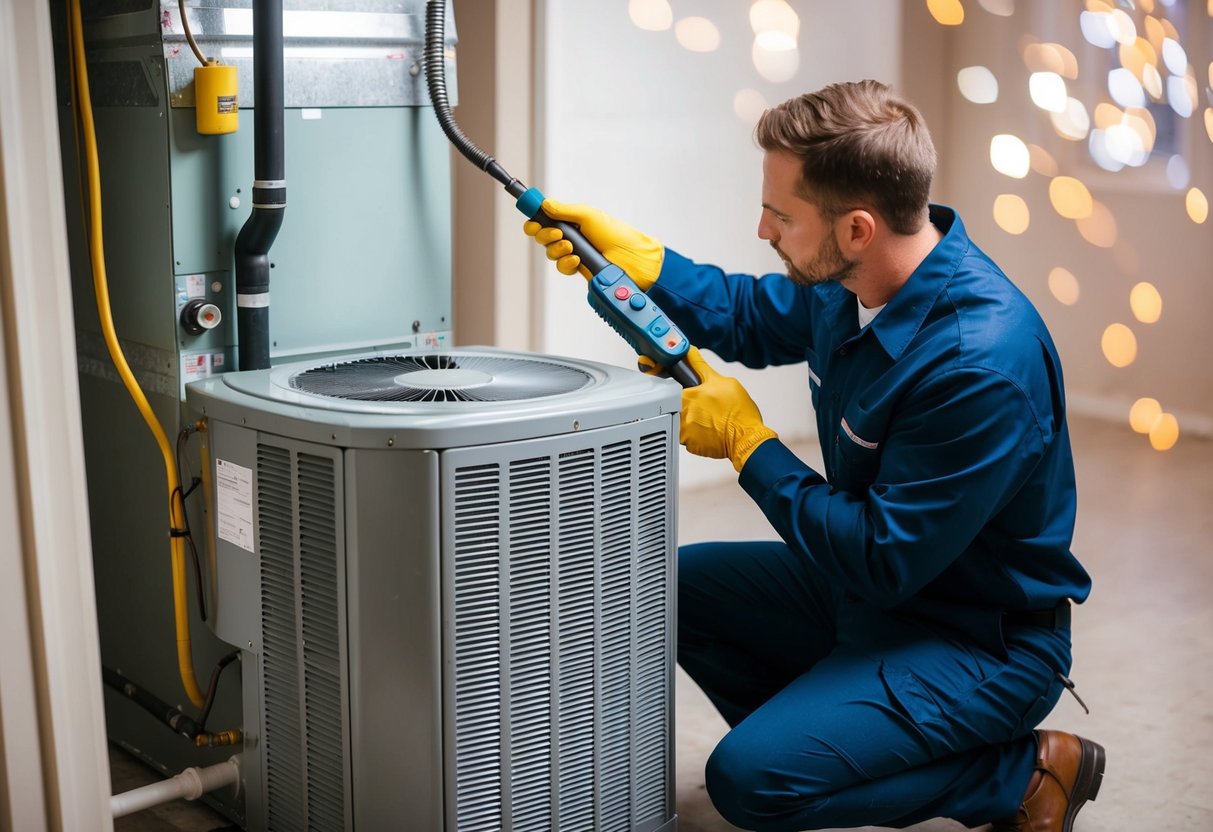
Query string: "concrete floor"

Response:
xmin=110 ymin=413 xmax=1213 ymax=830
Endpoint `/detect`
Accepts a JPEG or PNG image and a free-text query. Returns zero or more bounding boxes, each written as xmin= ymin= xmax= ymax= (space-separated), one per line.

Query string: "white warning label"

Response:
xmin=215 ymin=458 xmax=255 ymax=553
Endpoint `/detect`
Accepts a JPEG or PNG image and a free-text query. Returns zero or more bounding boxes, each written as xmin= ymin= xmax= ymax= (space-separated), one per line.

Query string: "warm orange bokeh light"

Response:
xmin=1130 ymin=282 xmax=1163 ymax=323
xmin=1149 ymin=413 xmax=1179 ymax=451
xmin=1049 ymin=176 xmax=1094 ymax=219
xmin=993 ymin=194 xmax=1030 ymax=234
xmin=1129 ymin=397 xmax=1162 ymax=434
xmin=927 ymin=0 xmax=964 ymax=26
xmin=1101 ymin=323 xmax=1137 ymax=368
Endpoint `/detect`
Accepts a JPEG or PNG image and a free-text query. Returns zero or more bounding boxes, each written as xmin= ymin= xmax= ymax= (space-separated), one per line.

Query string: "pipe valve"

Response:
xmin=181 ymin=299 xmax=223 ymax=336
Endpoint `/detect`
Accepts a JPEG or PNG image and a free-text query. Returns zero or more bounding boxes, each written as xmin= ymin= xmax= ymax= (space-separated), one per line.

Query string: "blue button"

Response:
xmin=649 ymin=317 xmax=670 ymax=337
xmin=629 ymin=293 xmax=647 ymax=310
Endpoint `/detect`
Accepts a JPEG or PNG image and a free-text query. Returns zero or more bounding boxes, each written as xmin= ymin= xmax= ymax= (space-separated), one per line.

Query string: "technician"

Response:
xmin=525 ymin=80 xmax=1105 ymax=832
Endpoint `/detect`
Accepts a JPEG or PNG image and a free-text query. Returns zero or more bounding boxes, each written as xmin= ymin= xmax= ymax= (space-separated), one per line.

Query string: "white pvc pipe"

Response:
xmin=111 ymin=755 xmax=241 ymax=819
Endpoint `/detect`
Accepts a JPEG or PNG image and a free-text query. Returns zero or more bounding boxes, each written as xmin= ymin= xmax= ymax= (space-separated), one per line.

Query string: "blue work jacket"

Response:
xmin=648 ymin=205 xmax=1091 ymax=653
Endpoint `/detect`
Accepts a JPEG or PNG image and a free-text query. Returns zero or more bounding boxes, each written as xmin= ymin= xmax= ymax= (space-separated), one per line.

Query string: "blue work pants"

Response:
xmin=678 ymin=541 xmax=1072 ymax=831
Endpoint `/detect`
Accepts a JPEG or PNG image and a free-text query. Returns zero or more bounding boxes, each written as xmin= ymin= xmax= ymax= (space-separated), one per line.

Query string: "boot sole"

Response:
xmin=1062 ymin=736 xmax=1105 ymax=831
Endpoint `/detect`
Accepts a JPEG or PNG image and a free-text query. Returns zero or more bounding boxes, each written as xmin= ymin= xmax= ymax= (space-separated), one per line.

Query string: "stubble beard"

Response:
xmin=774 ymin=234 xmax=857 ymax=287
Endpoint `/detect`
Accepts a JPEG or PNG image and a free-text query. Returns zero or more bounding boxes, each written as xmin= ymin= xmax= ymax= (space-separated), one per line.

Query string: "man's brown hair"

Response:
xmin=755 ymin=80 xmax=936 ymax=235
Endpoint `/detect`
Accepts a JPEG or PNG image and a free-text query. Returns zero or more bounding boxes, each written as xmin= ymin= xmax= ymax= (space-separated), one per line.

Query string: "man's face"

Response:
xmin=757 ymin=150 xmax=857 ymax=287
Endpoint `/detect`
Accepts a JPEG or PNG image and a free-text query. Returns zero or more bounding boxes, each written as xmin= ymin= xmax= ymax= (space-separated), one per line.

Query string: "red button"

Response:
xmin=614 ymin=287 xmax=631 ymax=300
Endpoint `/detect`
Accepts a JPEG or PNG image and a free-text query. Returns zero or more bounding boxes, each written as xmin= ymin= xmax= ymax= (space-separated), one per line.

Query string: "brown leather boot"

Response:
xmin=991 ymin=730 xmax=1106 ymax=831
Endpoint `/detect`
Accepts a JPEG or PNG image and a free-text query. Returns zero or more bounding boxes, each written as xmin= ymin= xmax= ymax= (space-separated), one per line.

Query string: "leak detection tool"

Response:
xmin=423 ymin=0 xmax=699 ymax=388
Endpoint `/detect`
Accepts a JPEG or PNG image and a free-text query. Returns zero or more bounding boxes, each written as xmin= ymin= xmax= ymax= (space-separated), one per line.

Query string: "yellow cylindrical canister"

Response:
xmin=194 ymin=62 xmax=238 ymax=135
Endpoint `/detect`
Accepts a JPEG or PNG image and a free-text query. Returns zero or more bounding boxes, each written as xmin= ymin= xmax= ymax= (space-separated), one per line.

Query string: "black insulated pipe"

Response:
xmin=103 ymin=666 xmax=203 ymax=742
xmin=234 ymin=0 xmax=286 ymax=371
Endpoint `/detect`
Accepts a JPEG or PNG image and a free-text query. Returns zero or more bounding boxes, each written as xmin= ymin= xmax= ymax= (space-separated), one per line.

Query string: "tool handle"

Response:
xmin=516 ymin=188 xmax=699 ymax=387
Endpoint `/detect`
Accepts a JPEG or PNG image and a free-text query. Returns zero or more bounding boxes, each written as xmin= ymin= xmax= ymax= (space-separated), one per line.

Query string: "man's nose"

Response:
xmin=757 ymin=216 xmax=776 ymax=242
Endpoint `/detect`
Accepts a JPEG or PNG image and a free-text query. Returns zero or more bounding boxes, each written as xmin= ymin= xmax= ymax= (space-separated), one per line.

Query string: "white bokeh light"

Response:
xmin=674 ymin=16 xmax=720 ymax=52
xmin=957 ymin=66 xmax=999 ymax=104
xmin=752 ymin=38 xmax=799 ymax=83
xmin=627 ymin=0 xmax=673 ymax=31
xmin=1029 ymin=72 xmax=1068 ymax=113
xmin=1167 ymin=75 xmax=1195 ymax=118
xmin=1161 ymin=38 xmax=1188 ymax=75
xmin=749 ymin=0 xmax=800 ymax=39
xmin=1166 ymin=154 xmax=1191 ymax=189
xmin=1079 ymin=11 xmax=1117 ymax=49
xmin=1088 ymin=130 xmax=1126 ymax=172
xmin=990 ymin=134 xmax=1031 ymax=178
xmin=733 ymin=88 xmax=769 ymax=125
xmin=1050 ymin=97 xmax=1090 ymax=140
xmin=1108 ymin=68 xmax=1147 ymax=108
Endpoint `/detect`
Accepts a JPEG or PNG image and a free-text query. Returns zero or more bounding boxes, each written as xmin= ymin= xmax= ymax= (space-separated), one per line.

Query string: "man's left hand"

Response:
xmin=677 ymin=348 xmax=778 ymax=472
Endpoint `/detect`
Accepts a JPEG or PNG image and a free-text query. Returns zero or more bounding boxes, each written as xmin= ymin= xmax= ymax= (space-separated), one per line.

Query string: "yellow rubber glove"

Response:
xmin=522 ymin=199 xmax=664 ymax=290
xmin=679 ymin=348 xmax=778 ymax=472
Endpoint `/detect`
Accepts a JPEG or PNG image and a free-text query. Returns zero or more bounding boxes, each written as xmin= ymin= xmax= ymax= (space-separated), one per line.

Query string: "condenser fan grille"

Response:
xmin=289 ymin=354 xmax=593 ymax=403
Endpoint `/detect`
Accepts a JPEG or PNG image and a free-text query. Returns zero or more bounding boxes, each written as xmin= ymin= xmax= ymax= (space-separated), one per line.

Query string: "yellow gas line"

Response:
xmin=68 ymin=0 xmax=206 ymax=710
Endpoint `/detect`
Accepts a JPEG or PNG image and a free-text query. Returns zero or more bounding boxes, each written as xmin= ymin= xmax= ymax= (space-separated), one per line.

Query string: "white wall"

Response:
xmin=537 ymin=1 xmax=901 ymax=488
xmin=0 ymin=1 xmax=113 ymax=828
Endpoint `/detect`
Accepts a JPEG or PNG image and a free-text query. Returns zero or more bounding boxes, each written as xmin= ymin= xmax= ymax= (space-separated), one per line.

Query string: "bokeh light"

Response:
xmin=674 ymin=17 xmax=721 ymax=52
xmin=752 ymin=39 xmax=799 ymax=82
xmin=1161 ymin=38 xmax=1188 ymax=75
xmin=993 ymin=194 xmax=1030 ymax=234
xmin=1166 ymin=75 xmax=1195 ymax=118
xmin=957 ymin=66 xmax=999 ymax=104
xmin=1050 ymin=98 xmax=1091 ymax=140
xmin=1186 ymin=187 xmax=1209 ymax=224
xmin=1166 ymin=154 xmax=1190 ymax=188
xmin=1130 ymin=282 xmax=1163 ymax=323
xmin=1205 ymin=108 xmax=1213 ymax=144
xmin=1024 ymin=43 xmax=1079 ymax=79
xmin=1108 ymin=9 xmax=1137 ymax=45
xmin=1048 ymin=267 xmax=1080 ymax=305
xmin=1077 ymin=200 xmax=1118 ymax=247
xmin=628 ymin=0 xmax=673 ymax=31
xmin=1108 ymin=67 xmax=1147 ymax=108
xmin=1030 ymin=72 xmax=1069 ymax=112
xmin=733 ymin=88 xmax=769 ymax=125
xmin=1029 ymin=144 xmax=1059 ymax=176
xmin=1080 ymin=11 xmax=1117 ymax=49
xmin=1149 ymin=413 xmax=1179 ymax=451
xmin=1049 ymin=176 xmax=1094 ymax=219
xmin=927 ymin=0 xmax=965 ymax=26
xmin=990 ymin=134 xmax=1031 ymax=178
xmin=977 ymin=0 xmax=1014 ymax=15
xmin=1129 ymin=397 xmax=1162 ymax=433
xmin=1101 ymin=323 xmax=1137 ymax=367
xmin=749 ymin=0 xmax=800 ymax=40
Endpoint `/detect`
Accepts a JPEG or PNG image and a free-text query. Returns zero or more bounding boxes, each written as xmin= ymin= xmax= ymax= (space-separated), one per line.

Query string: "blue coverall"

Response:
xmin=646 ymin=206 xmax=1093 ymax=830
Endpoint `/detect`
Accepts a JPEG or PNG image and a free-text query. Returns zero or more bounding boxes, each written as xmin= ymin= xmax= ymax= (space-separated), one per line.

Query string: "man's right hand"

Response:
xmin=522 ymin=199 xmax=664 ymax=290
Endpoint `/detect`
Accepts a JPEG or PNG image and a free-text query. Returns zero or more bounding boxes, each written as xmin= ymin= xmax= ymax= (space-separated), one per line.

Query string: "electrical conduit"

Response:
xmin=234 ymin=0 xmax=285 ymax=370
xmin=110 ymin=756 xmax=241 ymax=819
xmin=67 ymin=0 xmax=206 ymax=709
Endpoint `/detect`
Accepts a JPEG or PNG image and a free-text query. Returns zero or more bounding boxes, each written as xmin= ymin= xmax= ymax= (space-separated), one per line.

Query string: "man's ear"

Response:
xmin=838 ymin=209 xmax=876 ymax=255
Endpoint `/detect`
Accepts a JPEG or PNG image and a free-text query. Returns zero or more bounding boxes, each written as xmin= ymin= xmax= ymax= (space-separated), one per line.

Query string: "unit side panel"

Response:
xmin=439 ymin=415 xmax=679 ymax=832
xmin=344 ymin=447 xmax=445 ymax=830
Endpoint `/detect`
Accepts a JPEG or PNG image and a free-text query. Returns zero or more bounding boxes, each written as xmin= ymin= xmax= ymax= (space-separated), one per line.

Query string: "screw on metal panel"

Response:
xmin=412 ymin=320 xmax=421 ymax=333
xmin=573 ymin=420 xmax=580 ymax=430
xmin=387 ymin=437 xmax=395 ymax=446
xmin=247 ymin=641 xmax=253 ymax=648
